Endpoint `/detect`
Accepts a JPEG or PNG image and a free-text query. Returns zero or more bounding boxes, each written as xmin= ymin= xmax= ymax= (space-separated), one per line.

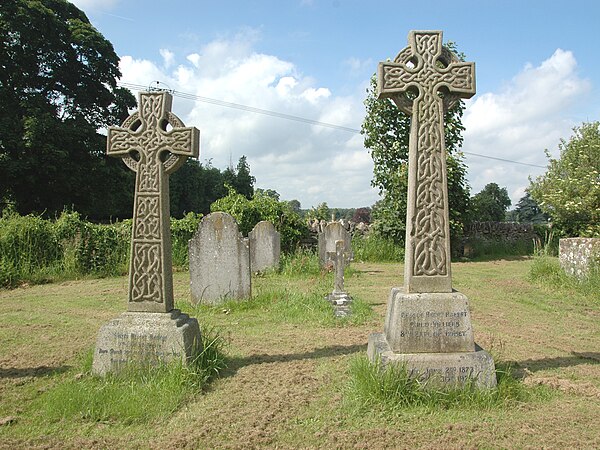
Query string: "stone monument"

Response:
xmin=92 ymin=91 xmax=201 ymax=376
xmin=318 ymin=221 xmax=352 ymax=267
xmin=326 ymin=240 xmax=352 ymax=317
xmin=249 ymin=220 xmax=280 ymax=272
xmin=367 ymin=31 xmax=496 ymax=388
xmin=189 ymin=212 xmax=251 ymax=304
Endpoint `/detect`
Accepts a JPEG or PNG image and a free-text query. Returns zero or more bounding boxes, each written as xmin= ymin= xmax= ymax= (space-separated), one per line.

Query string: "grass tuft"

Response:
xmin=529 ymin=256 xmax=600 ymax=302
xmin=344 ymin=356 xmax=547 ymax=413
xmin=31 ymin=327 xmax=226 ymax=425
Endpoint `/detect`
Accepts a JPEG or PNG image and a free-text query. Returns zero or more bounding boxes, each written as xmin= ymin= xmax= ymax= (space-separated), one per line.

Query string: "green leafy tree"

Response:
xmin=307 ymin=202 xmax=331 ymax=222
xmin=471 ymin=183 xmax=511 ymax=222
xmin=0 ymin=0 xmax=136 ymax=218
xmin=529 ymin=122 xmax=600 ymax=237
xmin=361 ymin=45 xmax=471 ymax=245
xmin=211 ymin=187 xmax=308 ymax=252
xmin=514 ymin=192 xmax=549 ymax=224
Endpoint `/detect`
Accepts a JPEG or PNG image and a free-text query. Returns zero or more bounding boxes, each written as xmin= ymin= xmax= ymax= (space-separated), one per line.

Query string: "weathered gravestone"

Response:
xmin=367 ymin=31 xmax=496 ymax=389
xmin=189 ymin=212 xmax=251 ymax=304
xmin=249 ymin=221 xmax=281 ymax=272
xmin=326 ymin=240 xmax=352 ymax=317
xmin=92 ymin=91 xmax=201 ymax=376
xmin=318 ymin=221 xmax=352 ymax=267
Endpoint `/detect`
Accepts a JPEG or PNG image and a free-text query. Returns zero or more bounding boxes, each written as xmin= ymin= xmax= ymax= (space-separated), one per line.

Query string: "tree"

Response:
xmin=210 ymin=187 xmax=308 ymax=252
xmin=514 ymin=192 xmax=549 ymax=224
xmin=0 ymin=0 xmax=136 ymax=218
xmin=529 ymin=122 xmax=600 ymax=237
xmin=307 ymin=202 xmax=331 ymax=221
xmin=471 ymin=183 xmax=511 ymax=222
xmin=360 ymin=44 xmax=471 ymax=245
xmin=352 ymin=207 xmax=371 ymax=224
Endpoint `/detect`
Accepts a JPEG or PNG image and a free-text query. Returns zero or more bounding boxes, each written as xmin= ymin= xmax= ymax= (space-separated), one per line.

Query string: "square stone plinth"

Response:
xmin=384 ymin=288 xmax=475 ymax=353
xmin=92 ymin=310 xmax=201 ymax=376
xmin=367 ymin=332 xmax=497 ymax=389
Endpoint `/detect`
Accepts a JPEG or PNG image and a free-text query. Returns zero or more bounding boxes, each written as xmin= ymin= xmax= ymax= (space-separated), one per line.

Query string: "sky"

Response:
xmin=71 ymin=0 xmax=600 ymax=210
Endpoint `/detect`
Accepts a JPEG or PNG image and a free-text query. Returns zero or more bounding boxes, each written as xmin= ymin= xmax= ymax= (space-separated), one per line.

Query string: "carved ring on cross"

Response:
xmin=120 ymin=111 xmax=189 ymax=175
xmin=388 ymin=44 xmax=464 ymax=115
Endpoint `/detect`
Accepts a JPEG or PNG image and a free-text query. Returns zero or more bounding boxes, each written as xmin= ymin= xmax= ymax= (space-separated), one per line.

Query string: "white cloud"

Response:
xmin=160 ymin=49 xmax=175 ymax=69
xmin=70 ymin=0 xmax=119 ymax=11
xmin=118 ymin=30 xmax=375 ymax=208
xmin=463 ymin=49 xmax=591 ymax=206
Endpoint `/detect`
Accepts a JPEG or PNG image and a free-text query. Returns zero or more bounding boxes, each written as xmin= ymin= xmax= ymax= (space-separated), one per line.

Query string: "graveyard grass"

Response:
xmin=1 ymin=258 xmax=600 ymax=448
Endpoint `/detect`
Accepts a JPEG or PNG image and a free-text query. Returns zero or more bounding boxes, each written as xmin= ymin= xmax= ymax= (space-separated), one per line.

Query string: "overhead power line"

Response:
xmin=117 ymin=81 xmax=547 ymax=169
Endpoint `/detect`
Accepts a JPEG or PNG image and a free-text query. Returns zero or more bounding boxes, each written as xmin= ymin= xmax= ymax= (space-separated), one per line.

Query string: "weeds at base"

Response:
xmin=27 ymin=327 xmax=227 ymax=426
xmin=343 ymin=355 xmax=553 ymax=414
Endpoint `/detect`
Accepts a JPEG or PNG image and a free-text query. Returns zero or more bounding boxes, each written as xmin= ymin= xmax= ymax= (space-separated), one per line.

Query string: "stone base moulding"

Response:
xmin=367 ymin=332 xmax=497 ymax=389
xmin=92 ymin=309 xmax=201 ymax=376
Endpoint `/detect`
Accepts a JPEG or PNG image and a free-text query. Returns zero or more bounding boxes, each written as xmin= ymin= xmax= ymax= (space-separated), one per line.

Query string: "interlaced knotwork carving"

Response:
xmin=377 ymin=31 xmax=475 ymax=292
xmin=107 ymin=92 xmax=199 ymax=310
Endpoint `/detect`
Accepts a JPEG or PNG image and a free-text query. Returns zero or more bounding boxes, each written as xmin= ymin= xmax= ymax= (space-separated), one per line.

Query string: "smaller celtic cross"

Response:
xmin=107 ymin=91 xmax=199 ymax=312
xmin=378 ymin=30 xmax=475 ymax=293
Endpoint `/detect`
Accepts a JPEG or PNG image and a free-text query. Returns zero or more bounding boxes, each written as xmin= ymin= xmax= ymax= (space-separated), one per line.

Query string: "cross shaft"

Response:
xmin=378 ymin=30 xmax=475 ymax=293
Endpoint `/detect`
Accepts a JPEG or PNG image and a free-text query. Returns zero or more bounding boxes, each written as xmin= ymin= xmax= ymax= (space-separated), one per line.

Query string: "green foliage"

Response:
xmin=170 ymin=156 xmax=256 ymax=218
xmin=170 ymin=212 xmax=203 ymax=267
xmin=344 ymin=356 xmax=544 ymax=412
xmin=514 ymin=192 xmax=549 ymax=224
xmin=307 ymin=202 xmax=331 ymax=222
xmin=280 ymin=248 xmax=322 ymax=277
xmin=361 ymin=64 xmax=471 ymax=244
xmin=529 ymin=122 xmax=600 ymax=237
xmin=529 ymin=256 xmax=600 ymax=302
xmin=471 ymin=183 xmax=512 ymax=222
xmin=211 ymin=188 xmax=308 ymax=252
xmin=352 ymin=234 xmax=404 ymax=262
xmin=0 ymin=210 xmax=204 ymax=288
xmin=0 ymin=0 xmax=136 ymax=219
xmin=32 ymin=327 xmax=226 ymax=425
xmin=0 ymin=209 xmax=61 ymax=286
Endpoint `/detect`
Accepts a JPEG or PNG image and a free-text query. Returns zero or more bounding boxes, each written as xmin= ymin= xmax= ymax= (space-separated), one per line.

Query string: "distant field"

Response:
xmin=1 ymin=258 xmax=599 ymax=449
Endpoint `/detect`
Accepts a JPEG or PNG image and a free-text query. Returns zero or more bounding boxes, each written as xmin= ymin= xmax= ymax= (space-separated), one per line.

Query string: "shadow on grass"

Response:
xmin=222 ymin=343 xmax=366 ymax=378
xmin=0 ymin=365 xmax=71 ymax=379
xmin=511 ymin=352 xmax=600 ymax=378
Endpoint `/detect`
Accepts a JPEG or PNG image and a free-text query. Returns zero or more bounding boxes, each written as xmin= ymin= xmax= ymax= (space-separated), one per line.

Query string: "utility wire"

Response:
xmin=118 ymin=81 xmax=547 ymax=169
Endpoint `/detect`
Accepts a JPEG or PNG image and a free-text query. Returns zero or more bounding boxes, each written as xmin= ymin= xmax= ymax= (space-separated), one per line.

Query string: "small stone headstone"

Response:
xmin=189 ymin=212 xmax=251 ymax=304
xmin=366 ymin=31 xmax=496 ymax=389
xmin=249 ymin=221 xmax=280 ymax=272
xmin=318 ymin=222 xmax=352 ymax=267
xmin=326 ymin=240 xmax=352 ymax=317
xmin=92 ymin=91 xmax=201 ymax=376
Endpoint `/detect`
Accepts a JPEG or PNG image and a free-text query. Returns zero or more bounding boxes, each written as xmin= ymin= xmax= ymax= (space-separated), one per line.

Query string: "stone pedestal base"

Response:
xmin=92 ymin=309 xmax=201 ymax=376
xmin=326 ymin=292 xmax=352 ymax=317
xmin=367 ymin=332 xmax=497 ymax=389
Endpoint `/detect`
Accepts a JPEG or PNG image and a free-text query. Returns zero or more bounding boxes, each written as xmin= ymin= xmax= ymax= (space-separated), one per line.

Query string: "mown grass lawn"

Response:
xmin=0 ymin=258 xmax=599 ymax=449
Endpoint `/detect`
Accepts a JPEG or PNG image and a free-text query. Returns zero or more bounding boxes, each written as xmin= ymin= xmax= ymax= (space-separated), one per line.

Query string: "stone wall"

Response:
xmin=559 ymin=238 xmax=600 ymax=278
xmin=464 ymin=221 xmax=536 ymax=242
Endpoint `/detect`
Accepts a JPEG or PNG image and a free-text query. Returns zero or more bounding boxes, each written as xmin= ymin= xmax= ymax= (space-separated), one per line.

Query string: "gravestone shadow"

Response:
xmin=221 ymin=343 xmax=365 ymax=379
xmin=0 ymin=365 xmax=71 ymax=379
xmin=510 ymin=352 xmax=600 ymax=379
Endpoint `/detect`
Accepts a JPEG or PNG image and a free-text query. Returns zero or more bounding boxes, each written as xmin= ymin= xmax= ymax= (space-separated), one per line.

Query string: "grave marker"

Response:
xmin=92 ymin=91 xmax=201 ymax=375
xmin=189 ymin=212 xmax=251 ymax=304
xmin=367 ymin=31 xmax=496 ymax=389
xmin=326 ymin=240 xmax=352 ymax=317
xmin=318 ymin=222 xmax=352 ymax=267
xmin=249 ymin=221 xmax=281 ymax=272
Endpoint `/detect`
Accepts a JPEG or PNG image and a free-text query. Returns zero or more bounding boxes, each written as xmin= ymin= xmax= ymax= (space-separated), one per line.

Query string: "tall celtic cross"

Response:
xmin=107 ymin=91 xmax=199 ymax=312
xmin=378 ymin=30 xmax=475 ymax=293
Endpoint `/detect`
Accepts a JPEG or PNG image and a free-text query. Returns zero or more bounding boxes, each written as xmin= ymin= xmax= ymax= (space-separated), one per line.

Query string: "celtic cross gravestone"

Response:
xmin=367 ymin=31 xmax=496 ymax=389
xmin=92 ymin=91 xmax=202 ymax=375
